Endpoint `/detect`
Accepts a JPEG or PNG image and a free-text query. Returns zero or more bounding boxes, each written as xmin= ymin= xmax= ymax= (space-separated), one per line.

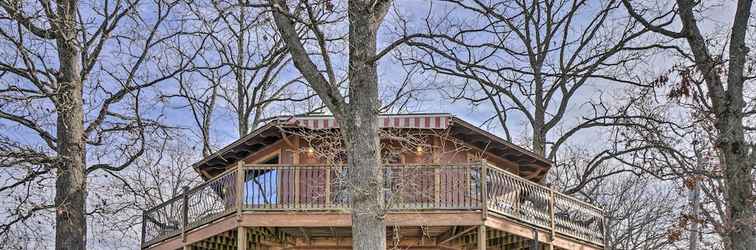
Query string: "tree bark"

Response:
xmin=236 ymin=1 xmax=249 ymax=137
xmin=54 ymin=1 xmax=87 ymax=249
xmin=342 ymin=2 xmax=385 ymax=249
xmin=268 ymin=1 xmax=391 ymax=249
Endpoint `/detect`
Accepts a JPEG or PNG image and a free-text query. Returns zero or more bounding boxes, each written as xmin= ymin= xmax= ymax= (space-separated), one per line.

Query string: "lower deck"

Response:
xmin=146 ymin=212 xmax=600 ymax=250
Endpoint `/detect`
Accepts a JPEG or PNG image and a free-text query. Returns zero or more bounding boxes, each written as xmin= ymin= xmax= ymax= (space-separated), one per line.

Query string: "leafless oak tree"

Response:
xmin=258 ymin=0 xmax=397 ymax=249
xmin=621 ymin=1 xmax=756 ymax=249
xmin=0 ymin=0 xmax=200 ymax=248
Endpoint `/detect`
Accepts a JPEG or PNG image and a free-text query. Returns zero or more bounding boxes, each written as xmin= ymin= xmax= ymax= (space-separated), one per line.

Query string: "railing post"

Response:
xmin=434 ymin=166 xmax=441 ymax=208
xmin=236 ymin=161 xmax=244 ymax=219
xmin=480 ymin=160 xmax=488 ymax=219
xmin=181 ymin=186 xmax=189 ymax=244
xmin=294 ymin=166 xmax=300 ymax=207
xmin=548 ymin=189 xmax=556 ymax=250
xmin=325 ymin=166 xmax=331 ymax=207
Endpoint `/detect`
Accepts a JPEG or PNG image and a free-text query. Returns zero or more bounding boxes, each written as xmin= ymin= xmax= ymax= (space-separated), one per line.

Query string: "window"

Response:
xmin=245 ymin=155 xmax=278 ymax=205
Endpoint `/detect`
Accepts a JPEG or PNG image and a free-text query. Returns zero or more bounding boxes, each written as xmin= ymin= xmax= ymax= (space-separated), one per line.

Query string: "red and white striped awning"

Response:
xmin=282 ymin=114 xmax=452 ymax=130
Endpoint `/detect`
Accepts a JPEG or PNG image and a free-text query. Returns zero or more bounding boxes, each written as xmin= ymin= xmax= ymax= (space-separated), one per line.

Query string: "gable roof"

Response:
xmin=192 ymin=113 xmax=552 ymax=180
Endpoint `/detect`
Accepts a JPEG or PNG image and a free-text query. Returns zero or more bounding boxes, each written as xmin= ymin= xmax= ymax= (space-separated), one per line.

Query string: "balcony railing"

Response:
xmin=141 ymin=163 xmax=605 ymax=248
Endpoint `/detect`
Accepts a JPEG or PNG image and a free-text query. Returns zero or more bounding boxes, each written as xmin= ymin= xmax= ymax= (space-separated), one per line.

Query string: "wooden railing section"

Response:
xmin=141 ymin=163 xmax=605 ymax=248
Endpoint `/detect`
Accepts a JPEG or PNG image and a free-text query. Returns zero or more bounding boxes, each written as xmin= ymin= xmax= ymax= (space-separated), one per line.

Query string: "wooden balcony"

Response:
xmin=141 ymin=162 xmax=605 ymax=250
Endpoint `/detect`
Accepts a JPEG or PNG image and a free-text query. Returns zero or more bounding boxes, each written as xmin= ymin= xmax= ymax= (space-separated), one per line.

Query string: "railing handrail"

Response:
xmin=242 ymin=163 xmax=482 ymax=168
xmin=143 ymin=192 xmax=185 ymax=215
xmin=142 ymin=162 xmax=605 ymax=248
xmin=484 ymin=163 xmax=604 ymax=212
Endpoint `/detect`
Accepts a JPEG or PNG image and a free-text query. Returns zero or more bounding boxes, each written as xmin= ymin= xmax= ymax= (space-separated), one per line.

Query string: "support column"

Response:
xmin=478 ymin=225 xmax=486 ymax=250
xmin=238 ymin=226 xmax=248 ymax=250
xmin=531 ymin=229 xmax=540 ymax=250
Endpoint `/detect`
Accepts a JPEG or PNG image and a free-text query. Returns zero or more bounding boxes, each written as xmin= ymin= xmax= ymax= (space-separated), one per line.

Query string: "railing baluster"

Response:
xmin=480 ymin=160 xmax=488 ymax=218
xmin=236 ymin=162 xmax=244 ymax=217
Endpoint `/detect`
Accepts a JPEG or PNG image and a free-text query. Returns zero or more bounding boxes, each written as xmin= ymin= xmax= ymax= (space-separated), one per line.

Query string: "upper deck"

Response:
xmin=141 ymin=162 xmax=605 ymax=249
xmin=141 ymin=114 xmax=604 ymax=249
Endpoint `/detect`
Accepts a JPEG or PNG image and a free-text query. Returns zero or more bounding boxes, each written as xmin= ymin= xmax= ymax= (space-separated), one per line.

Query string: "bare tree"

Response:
xmin=0 ymin=0 xmax=200 ymax=248
xmin=163 ymin=0 xmax=319 ymax=157
xmin=621 ymin=1 xmax=756 ymax=249
xmin=393 ymin=1 xmax=698 ymax=248
xmin=398 ymin=0 xmax=649 ymax=159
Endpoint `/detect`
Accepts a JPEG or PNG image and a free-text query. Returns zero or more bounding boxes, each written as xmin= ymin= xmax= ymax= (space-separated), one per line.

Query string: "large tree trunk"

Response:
xmin=343 ymin=3 xmax=385 ymax=249
xmin=268 ymin=0 xmax=390 ymax=248
xmin=717 ymin=104 xmax=755 ymax=250
xmin=54 ymin=1 xmax=87 ymax=249
xmin=720 ymin=2 xmax=756 ymax=250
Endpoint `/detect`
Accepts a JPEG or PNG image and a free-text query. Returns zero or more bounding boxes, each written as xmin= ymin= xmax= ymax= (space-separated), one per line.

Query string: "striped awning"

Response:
xmin=283 ymin=114 xmax=452 ymax=130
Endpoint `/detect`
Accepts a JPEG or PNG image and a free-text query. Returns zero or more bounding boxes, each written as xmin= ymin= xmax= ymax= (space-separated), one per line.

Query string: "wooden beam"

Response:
xmin=438 ymin=226 xmax=477 ymax=245
xmin=484 ymin=216 xmax=602 ymax=250
xmin=299 ymin=227 xmax=311 ymax=244
xmin=240 ymin=212 xmax=483 ymax=227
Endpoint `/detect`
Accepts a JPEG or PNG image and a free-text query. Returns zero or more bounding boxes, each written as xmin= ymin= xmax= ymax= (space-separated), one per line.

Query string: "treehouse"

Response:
xmin=141 ymin=114 xmax=605 ymax=250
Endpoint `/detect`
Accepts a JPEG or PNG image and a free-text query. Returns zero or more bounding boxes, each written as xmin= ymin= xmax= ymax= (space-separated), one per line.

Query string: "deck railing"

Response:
xmin=141 ymin=162 xmax=605 ymax=247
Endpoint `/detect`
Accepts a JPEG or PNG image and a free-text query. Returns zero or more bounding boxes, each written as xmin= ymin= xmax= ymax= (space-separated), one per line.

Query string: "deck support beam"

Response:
xmin=478 ymin=225 xmax=486 ymax=250
xmin=238 ymin=226 xmax=248 ymax=250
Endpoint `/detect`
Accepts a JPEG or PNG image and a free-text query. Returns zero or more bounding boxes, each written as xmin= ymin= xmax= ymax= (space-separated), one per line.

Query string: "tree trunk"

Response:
xmin=343 ymin=3 xmax=385 ymax=249
xmin=267 ymin=0 xmax=389 ymax=248
xmin=717 ymin=110 xmax=755 ymax=250
xmin=54 ymin=1 xmax=87 ymax=249
xmin=720 ymin=2 xmax=756 ymax=249
xmin=236 ymin=14 xmax=248 ymax=138
xmin=689 ymin=143 xmax=702 ymax=250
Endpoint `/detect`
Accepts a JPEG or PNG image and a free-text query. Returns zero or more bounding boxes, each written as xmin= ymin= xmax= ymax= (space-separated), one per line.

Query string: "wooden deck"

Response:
xmin=141 ymin=162 xmax=605 ymax=250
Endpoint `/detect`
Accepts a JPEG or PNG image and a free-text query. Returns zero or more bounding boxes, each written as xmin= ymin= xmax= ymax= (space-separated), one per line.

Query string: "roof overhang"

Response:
xmin=192 ymin=114 xmax=552 ymax=180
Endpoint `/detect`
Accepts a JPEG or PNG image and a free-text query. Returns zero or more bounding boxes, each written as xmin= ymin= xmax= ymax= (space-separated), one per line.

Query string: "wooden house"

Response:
xmin=141 ymin=114 xmax=605 ymax=250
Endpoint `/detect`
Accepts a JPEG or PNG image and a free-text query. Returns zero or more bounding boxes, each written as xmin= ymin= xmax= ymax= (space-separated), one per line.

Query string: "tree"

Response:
xmin=261 ymin=0 xmax=394 ymax=249
xmin=0 ymin=0 xmax=198 ymax=248
xmin=622 ymin=1 xmax=755 ymax=249
xmin=399 ymin=0 xmax=647 ymax=158
xmin=394 ymin=1 xmax=693 ymax=247
xmin=164 ymin=0 xmax=319 ymax=157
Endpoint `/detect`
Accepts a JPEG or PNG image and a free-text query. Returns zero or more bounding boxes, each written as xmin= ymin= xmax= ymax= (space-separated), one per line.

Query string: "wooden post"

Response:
xmin=236 ymin=161 xmax=245 ymax=219
xmin=434 ymin=167 xmax=441 ymax=207
xmin=181 ymin=186 xmax=189 ymax=245
xmin=325 ymin=166 xmax=332 ymax=207
xmin=480 ymin=160 xmax=488 ymax=219
xmin=548 ymin=190 xmax=556 ymax=250
xmin=531 ymin=229 xmax=539 ymax=250
xmin=478 ymin=225 xmax=486 ymax=250
xmin=237 ymin=226 xmax=248 ymax=250
xmin=294 ymin=167 xmax=301 ymax=206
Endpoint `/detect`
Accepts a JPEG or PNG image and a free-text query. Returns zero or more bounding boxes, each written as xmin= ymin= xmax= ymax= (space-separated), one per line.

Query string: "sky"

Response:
xmin=0 ymin=0 xmax=749 ymax=249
